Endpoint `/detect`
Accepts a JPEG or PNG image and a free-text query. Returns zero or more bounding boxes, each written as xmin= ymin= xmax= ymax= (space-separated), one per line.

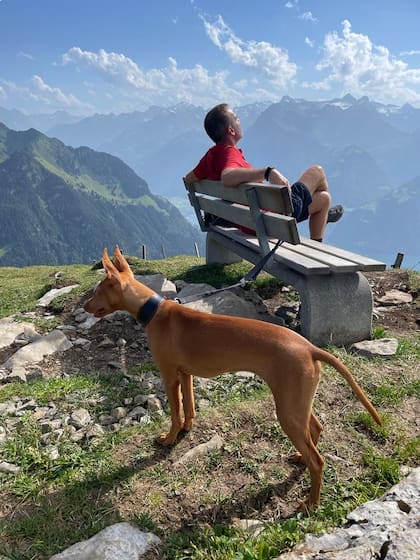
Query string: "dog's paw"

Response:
xmin=297 ymin=497 xmax=318 ymax=515
xmin=288 ymin=451 xmax=304 ymax=463
xmin=156 ymin=432 xmax=175 ymax=446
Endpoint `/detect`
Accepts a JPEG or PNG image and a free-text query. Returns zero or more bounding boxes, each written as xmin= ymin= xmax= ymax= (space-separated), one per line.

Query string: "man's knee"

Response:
xmin=310 ymin=190 xmax=331 ymax=214
xmin=310 ymin=165 xmax=326 ymax=182
xmin=299 ymin=165 xmax=327 ymax=192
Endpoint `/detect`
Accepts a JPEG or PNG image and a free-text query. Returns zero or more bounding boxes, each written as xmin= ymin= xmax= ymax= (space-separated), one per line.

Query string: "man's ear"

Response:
xmin=113 ymin=245 xmax=134 ymax=276
xmin=102 ymin=247 xmax=120 ymax=280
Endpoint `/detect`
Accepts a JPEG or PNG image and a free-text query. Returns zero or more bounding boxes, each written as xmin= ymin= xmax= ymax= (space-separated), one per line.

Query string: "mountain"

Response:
xmin=332 ymin=178 xmax=420 ymax=258
xmin=0 ymin=123 xmax=203 ymax=266
xmin=0 ymin=107 xmax=81 ymax=133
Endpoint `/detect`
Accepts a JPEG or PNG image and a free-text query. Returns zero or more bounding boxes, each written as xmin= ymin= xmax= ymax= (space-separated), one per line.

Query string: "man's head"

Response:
xmin=204 ymin=103 xmax=242 ymax=144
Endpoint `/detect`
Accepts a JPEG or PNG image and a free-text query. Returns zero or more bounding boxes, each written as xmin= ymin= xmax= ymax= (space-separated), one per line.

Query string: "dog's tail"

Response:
xmin=313 ymin=348 xmax=382 ymax=426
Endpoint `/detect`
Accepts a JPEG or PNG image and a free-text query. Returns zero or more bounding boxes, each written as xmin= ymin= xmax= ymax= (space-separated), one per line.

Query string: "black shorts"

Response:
xmin=291 ymin=181 xmax=312 ymax=222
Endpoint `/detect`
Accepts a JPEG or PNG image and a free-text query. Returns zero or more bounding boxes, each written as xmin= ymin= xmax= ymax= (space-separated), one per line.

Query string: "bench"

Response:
xmin=184 ymin=178 xmax=386 ymax=346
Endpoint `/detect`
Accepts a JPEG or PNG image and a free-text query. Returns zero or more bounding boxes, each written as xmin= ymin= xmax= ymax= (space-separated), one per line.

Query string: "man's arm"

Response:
xmin=184 ymin=170 xmax=199 ymax=184
xmin=221 ymin=167 xmax=290 ymax=188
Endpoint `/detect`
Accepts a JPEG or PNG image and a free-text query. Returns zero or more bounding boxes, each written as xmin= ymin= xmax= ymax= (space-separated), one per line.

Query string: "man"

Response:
xmin=185 ymin=103 xmax=343 ymax=242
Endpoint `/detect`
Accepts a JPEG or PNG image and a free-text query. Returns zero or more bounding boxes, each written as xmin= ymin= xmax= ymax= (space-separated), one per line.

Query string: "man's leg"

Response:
xmin=296 ymin=166 xmax=330 ymax=240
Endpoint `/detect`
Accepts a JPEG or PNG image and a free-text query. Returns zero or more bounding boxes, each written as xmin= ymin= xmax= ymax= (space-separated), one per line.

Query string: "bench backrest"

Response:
xmin=185 ymin=179 xmax=301 ymax=246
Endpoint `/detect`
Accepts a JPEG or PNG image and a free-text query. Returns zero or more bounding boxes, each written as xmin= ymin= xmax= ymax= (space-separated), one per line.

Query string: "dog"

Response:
xmin=83 ymin=246 xmax=382 ymax=508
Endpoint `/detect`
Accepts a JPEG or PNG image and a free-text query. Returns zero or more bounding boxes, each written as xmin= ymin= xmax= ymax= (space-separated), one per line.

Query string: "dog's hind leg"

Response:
xmin=271 ymin=367 xmax=324 ymax=507
xmin=289 ymin=413 xmax=323 ymax=463
xmin=180 ymin=372 xmax=196 ymax=432
xmin=279 ymin=413 xmax=325 ymax=508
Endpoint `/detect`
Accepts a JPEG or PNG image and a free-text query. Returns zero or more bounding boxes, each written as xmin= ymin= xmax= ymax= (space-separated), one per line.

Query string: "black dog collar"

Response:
xmin=136 ymin=294 xmax=164 ymax=327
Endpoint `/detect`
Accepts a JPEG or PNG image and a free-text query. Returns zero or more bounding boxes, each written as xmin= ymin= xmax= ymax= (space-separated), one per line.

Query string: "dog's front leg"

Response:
xmin=180 ymin=372 xmax=195 ymax=432
xmin=157 ymin=370 xmax=183 ymax=446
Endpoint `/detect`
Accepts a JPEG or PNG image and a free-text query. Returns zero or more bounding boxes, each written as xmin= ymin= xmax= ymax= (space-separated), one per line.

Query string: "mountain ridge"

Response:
xmin=0 ymin=124 xmax=202 ymax=266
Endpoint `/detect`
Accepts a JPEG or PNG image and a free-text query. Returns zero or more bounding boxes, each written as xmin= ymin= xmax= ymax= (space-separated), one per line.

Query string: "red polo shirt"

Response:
xmin=193 ymin=144 xmax=252 ymax=180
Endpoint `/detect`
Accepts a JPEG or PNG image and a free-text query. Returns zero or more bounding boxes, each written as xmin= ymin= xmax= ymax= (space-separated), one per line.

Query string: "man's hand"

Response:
xmin=268 ymin=168 xmax=290 ymax=188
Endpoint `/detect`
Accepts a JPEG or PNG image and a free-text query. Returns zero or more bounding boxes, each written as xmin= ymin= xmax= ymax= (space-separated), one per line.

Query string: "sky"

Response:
xmin=1 ymin=0 xmax=420 ymax=116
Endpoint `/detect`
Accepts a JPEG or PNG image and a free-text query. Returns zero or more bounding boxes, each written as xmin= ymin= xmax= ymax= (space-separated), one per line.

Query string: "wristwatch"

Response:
xmin=264 ymin=166 xmax=274 ymax=181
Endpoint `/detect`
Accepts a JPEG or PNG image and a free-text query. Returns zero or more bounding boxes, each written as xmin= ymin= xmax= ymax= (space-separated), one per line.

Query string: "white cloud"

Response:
xmin=0 ymin=76 xmax=93 ymax=114
xmin=201 ymin=15 xmax=297 ymax=88
xmin=299 ymin=11 xmax=318 ymax=23
xmin=17 ymin=51 xmax=34 ymax=61
xmin=400 ymin=50 xmax=420 ymax=57
xmin=305 ymin=37 xmax=314 ymax=48
xmin=304 ymin=20 xmax=420 ymax=105
xmin=61 ymin=47 xmax=243 ymax=108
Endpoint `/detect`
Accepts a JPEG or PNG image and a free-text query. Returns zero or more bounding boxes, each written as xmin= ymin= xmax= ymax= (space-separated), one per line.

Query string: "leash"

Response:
xmin=174 ymin=239 xmax=283 ymax=305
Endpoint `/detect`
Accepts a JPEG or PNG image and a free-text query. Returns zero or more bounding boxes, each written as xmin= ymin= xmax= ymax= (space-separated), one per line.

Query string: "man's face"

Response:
xmin=227 ymin=108 xmax=243 ymax=141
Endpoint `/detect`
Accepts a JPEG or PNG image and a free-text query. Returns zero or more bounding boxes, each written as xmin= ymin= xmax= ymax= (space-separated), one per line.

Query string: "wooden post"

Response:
xmin=142 ymin=244 xmax=147 ymax=260
xmin=161 ymin=244 xmax=167 ymax=258
xmin=391 ymin=253 xmax=404 ymax=269
xmin=194 ymin=242 xmax=200 ymax=258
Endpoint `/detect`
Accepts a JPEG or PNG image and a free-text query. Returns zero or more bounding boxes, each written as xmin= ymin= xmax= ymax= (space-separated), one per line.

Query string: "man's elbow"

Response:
xmin=221 ymin=170 xmax=239 ymax=188
xmin=184 ymin=171 xmax=198 ymax=184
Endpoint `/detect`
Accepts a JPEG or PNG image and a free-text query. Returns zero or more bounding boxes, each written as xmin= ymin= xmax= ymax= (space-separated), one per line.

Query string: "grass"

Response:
xmin=0 ymin=259 xmax=418 ymax=559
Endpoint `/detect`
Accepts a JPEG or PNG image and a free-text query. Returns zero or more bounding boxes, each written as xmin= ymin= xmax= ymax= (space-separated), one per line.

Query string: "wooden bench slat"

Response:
xmin=221 ymin=229 xmax=330 ymax=275
xmin=280 ymin=242 xmax=359 ymax=273
xmin=197 ymin=195 xmax=300 ymax=244
xmin=192 ymin=180 xmax=293 ymax=214
xmin=300 ymin=238 xmax=386 ymax=271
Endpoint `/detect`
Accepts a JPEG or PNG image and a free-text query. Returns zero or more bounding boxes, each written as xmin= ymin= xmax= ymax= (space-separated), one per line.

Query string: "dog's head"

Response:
xmin=84 ymin=246 xmax=133 ymax=317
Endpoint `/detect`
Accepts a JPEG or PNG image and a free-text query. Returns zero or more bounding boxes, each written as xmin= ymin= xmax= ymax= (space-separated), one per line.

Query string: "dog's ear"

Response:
xmin=113 ymin=245 xmax=133 ymax=276
xmin=102 ymin=247 xmax=120 ymax=280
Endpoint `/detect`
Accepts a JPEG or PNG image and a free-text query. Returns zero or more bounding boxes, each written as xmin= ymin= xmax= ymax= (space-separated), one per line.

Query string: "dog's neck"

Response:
xmin=136 ymin=293 xmax=164 ymax=326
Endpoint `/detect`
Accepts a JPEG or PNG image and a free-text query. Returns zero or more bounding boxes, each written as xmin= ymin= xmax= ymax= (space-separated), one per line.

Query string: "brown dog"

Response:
xmin=84 ymin=246 xmax=381 ymax=508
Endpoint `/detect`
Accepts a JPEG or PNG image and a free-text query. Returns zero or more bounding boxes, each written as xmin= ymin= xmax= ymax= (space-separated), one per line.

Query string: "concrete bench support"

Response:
xmin=206 ymin=232 xmax=243 ymax=265
xmin=284 ymin=270 xmax=373 ymax=346
xmin=206 ymin=231 xmax=374 ymax=346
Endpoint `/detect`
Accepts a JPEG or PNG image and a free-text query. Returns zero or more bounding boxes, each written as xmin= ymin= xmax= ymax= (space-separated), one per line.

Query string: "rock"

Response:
xmin=0 ymin=318 xmax=36 ymax=350
xmin=272 ymin=468 xmax=420 ymax=560
xmin=46 ymin=445 xmax=60 ymax=460
xmin=126 ymin=406 xmax=147 ymax=420
xmin=70 ymin=408 xmax=92 ymax=429
xmin=232 ymin=518 xmax=265 ymax=537
xmin=0 ymin=461 xmax=20 ymax=474
xmin=234 ymin=371 xmax=255 ymax=381
xmin=98 ymin=336 xmax=114 ymax=348
xmin=23 ymin=366 xmax=44 ymax=382
xmin=0 ymin=425 xmax=7 ymax=444
xmin=49 ymin=522 xmax=161 ymax=560
xmin=108 ymin=361 xmax=123 ymax=369
xmin=14 ymin=324 xmax=43 ymax=346
xmin=2 ymin=330 xmax=73 ymax=371
xmin=73 ymin=338 xmax=91 ymax=347
xmin=182 ymin=288 xmax=263 ymax=320
xmin=111 ymin=407 xmax=127 ymax=421
xmin=376 ymin=289 xmax=413 ymax=306
xmin=85 ymin=423 xmax=105 ymax=439
xmin=351 ymin=338 xmax=398 ymax=358
xmin=3 ymin=366 xmax=27 ymax=383
xmin=37 ymin=285 xmax=79 ymax=307
xmin=135 ymin=273 xmax=177 ymax=298
xmin=173 ymin=434 xmax=224 ymax=467
xmin=146 ymin=396 xmax=162 ymax=414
